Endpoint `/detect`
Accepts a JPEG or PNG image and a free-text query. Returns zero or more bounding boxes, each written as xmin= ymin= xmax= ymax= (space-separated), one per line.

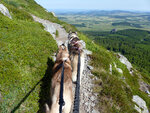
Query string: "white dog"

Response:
xmin=68 ymin=31 xmax=85 ymax=84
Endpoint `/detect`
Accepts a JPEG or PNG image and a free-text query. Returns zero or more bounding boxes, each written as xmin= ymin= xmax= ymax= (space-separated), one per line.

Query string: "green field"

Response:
xmin=58 ymin=11 xmax=150 ymax=32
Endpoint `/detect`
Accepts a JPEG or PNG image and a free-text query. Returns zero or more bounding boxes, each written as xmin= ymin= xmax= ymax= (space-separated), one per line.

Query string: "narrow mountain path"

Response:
xmin=32 ymin=15 xmax=99 ymax=113
xmin=32 ymin=15 xmax=68 ymax=46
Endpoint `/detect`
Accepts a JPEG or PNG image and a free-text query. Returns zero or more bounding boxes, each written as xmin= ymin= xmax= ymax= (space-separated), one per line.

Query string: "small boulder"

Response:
xmin=84 ymin=49 xmax=92 ymax=55
xmin=109 ymin=64 xmax=112 ymax=74
xmin=92 ymin=109 xmax=99 ymax=113
xmin=0 ymin=4 xmax=12 ymax=19
xmin=87 ymin=65 xmax=94 ymax=70
xmin=51 ymin=12 xmax=56 ymax=17
xmin=117 ymin=53 xmax=133 ymax=74
xmin=132 ymin=95 xmax=149 ymax=113
xmin=116 ymin=68 xmax=123 ymax=74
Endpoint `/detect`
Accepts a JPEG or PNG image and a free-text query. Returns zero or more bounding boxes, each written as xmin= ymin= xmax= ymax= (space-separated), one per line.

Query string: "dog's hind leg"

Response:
xmin=72 ymin=55 xmax=78 ymax=83
xmin=63 ymin=88 xmax=73 ymax=113
xmin=80 ymin=52 xmax=85 ymax=84
xmin=50 ymin=86 xmax=59 ymax=113
xmin=50 ymin=102 xmax=59 ymax=113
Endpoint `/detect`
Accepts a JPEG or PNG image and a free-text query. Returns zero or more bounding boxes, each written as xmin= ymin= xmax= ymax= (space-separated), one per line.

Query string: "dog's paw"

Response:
xmin=72 ymin=75 xmax=77 ymax=83
xmin=45 ymin=103 xmax=50 ymax=113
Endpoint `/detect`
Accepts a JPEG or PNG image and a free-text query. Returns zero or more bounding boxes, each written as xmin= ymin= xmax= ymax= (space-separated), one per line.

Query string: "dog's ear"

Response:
xmin=64 ymin=46 xmax=68 ymax=52
xmin=58 ymin=45 xmax=62 ymax=51
xmin=61 ymin=44 xmax=66 ymax=50
xmin=69 ymin=31 xmax=72 ymax=34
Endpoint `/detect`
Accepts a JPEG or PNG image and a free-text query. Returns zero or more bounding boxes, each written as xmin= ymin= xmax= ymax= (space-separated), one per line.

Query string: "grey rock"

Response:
xmin=109 ymin=64 xmax=112 ymax=74
xmin=84 ymin=49 xmax=92 ymax=55
xmin=139 ymin=80 xmax=150 ymax=95
xmin=132 ymin=95 xmax=149 ymax=113
xmin=134 ymin=105 xmax=141 ymax=113
xmin=87 ymin=65 xmax=94 ymax=70
xmin=90 ymin=96 xmax=95 ymax=101
xmin=0 ymin=4 xmax=12 ymax=19
xmin=116 ymin=68 xmax=123 ymax=74
xmin=117 ymin=53 xmax=133 ymax=74
xmin=92 ymin=109 xmax=100 ymax=113
xmin=85 ymin=102 xmax=89 ymax=106
xmin=51 ymin=12 xmax=56 ymax=17
xmin=145 ymin=90 xmax=150 ymax=95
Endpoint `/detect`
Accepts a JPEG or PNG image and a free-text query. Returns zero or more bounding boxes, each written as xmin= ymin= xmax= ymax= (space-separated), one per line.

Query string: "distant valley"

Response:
xmin=57 ymin=10 xmax=150 ymax=32
xmin=58 ymin=10 xmax=150 ymax=76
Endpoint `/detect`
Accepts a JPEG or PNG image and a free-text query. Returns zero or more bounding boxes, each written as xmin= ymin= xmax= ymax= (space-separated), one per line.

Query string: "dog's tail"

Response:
xmin=45 ymin=103 xmax=50 ymax=113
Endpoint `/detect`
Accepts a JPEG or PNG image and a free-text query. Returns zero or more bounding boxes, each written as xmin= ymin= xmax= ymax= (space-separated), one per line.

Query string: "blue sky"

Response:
xmin=35 ymin=0 xmax=150 ymax=12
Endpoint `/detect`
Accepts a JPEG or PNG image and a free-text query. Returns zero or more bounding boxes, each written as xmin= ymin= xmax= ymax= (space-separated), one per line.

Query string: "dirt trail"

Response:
xmin=32 ymin=15 xmax=68 ymax=46
xmin=32 ymin=15 xmax=99 ymax=113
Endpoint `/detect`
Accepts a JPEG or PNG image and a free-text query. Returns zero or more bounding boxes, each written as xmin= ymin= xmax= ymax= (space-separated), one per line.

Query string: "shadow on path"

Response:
xmin=38 ymin=57 xmax=54 ymax=113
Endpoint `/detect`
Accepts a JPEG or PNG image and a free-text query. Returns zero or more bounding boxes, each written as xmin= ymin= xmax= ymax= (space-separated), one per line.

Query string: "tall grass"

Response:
xmin=0 ymin=6 xmax=57 ymax=112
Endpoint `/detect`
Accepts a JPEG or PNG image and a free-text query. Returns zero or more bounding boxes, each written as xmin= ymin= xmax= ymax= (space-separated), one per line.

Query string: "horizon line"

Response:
xmin=48 ymin=9 xmax=150 ymax=12
xmin=47 ymin=9 xmax=150 ymax=14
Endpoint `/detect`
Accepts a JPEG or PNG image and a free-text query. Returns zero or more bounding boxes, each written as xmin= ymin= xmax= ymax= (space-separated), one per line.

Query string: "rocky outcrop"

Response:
xmin=117 ymin=53 xmax=133 ymax=74
xmin=113 ymin=62 xmax=123 ymax=74
xmin=132 ymin=95 xmax=149 ymax=113
xmin=0 ymin=4 xmax=12 ymax=19
xmin=139 ymin=80 xmax=150 ymax=97
xmin=51 ymin=12 xmax=56 ymax=17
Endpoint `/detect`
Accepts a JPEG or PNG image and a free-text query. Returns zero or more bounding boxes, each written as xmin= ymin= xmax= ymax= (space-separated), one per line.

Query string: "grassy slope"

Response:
xmin=79 ymin=34 xmax=137 ymax=112
xmin=79 ymin=33 xmax=150 ymax=112
xmin=0 ymin=1 xmax=58 ymax=112
xmin=0 ymin=0 xmax=149 ymax=113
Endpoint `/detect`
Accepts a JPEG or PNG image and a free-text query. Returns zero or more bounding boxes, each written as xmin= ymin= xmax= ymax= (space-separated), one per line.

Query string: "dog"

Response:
xmin=68 ymin=31 xmax=85 ymax=84
xmin=46 ymin=44 xmax=73 ymax=113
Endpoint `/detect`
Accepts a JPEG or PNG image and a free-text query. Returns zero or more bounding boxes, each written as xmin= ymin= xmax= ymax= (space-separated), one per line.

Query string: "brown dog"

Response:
xmin=46 ymin=45 xmax=73 ymax=113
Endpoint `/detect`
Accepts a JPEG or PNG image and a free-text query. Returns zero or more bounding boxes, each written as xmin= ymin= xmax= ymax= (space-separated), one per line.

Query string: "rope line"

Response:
xmin=73 ymin=52 xmax=81 ymax=113
xmin=58 ymin=51 xmax=81 ymax=113
xmin=59 ymin=61 xmax=65 ymax=113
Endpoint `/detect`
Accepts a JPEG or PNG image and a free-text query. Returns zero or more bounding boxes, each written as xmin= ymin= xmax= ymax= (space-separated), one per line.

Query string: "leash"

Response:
xmin=73 ymin=51 xmax=81 ymax=113
xmin=59 ymin=61 xmax=65 ymax=113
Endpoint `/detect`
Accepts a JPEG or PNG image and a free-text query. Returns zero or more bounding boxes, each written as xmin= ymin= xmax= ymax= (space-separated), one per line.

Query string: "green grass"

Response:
xmin=58 ymin=14 xmax=150 ymax=32
xmin=0 ymin=5 xmax=57 ymax=112
xmin=56 ymin=30 xmax=59 ymax=37
xmin=79 ymin=33 xmax=150 ymax=112
xmin=2 ymin=0 xmax=77 ymax=32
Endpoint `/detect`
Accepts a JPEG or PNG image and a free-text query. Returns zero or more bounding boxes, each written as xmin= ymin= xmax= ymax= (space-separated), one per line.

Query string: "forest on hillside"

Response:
xmin=84 ymin=29 xmax=150 ymax=75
